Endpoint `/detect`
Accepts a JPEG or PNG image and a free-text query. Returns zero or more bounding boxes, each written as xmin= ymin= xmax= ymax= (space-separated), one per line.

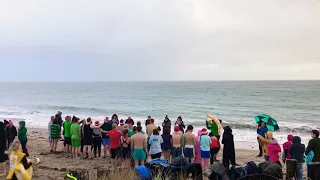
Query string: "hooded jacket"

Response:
xmin=289 ymin=136 xmax=305 ymax=163
xmin=283 ymin=134 xmax=293 ymax=159
xmin=18 ymin=121 xmax=27 ymax=142
xmin=268 ymin=138 xmax=281 ymax=162
xmin=222 ymin=126 xmax=236 ymax=166
xmin=258 ymin=131 xmax=273 ymax=156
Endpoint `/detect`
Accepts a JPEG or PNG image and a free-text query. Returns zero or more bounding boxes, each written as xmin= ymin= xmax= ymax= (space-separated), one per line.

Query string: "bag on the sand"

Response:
xmin=258 ymin=162 xmax=283 ymax=179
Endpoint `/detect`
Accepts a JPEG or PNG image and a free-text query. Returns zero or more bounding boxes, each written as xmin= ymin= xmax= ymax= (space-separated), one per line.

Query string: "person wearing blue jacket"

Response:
xmin=257 ymin=122 xmax=268 ymax=157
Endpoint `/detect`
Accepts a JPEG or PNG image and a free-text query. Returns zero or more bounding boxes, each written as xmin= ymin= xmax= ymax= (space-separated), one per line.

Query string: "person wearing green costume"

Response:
xmin=206 ymin=119 xmax=222 ymax=140
xmin=18 ymin=121 xmax=29 ymax=157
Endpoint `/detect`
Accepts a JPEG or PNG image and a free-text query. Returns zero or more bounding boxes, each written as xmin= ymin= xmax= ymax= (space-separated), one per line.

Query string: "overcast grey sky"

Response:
xmin=0 ymin=0 xmax=319 ymax=81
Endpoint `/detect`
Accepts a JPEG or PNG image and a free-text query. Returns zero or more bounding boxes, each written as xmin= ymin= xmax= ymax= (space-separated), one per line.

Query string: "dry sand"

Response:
xmin=1 ymin=128 xmax=276 ymax=180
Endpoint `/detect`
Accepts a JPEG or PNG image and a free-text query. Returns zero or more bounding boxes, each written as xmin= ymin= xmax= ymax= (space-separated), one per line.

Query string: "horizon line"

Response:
xmin=0 ymin=79 xmax=319 ymax=83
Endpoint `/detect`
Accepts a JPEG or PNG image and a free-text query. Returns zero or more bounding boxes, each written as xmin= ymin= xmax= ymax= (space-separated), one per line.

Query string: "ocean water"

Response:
xmin=0 ymin=81 xmax=319 ymax=148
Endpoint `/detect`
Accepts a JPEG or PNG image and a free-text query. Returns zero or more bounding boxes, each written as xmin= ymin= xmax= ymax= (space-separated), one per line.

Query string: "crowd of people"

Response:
xmin=1 ymin=111 xmax=320 ymax=180
xmin=46 ymin=112 xmax=225 ymax=170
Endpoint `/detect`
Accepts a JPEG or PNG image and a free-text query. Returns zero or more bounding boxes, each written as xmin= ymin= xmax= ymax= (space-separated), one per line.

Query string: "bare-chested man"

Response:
xmin=131 ymin=126 xmax=147 ymax=166
xmin=146 ymin=119 xmax=158 ymax=137
xmin=172 ymin=126 xmax=183 ymax=158
xmin=184 ymin=125 xmax=196 ymax=162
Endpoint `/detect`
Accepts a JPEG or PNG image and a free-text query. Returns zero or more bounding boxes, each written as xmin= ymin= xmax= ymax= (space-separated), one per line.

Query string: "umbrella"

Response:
xmin=254 ymin=114 xmax=279 ymax=131
xmin=206 ymin=114 xmax=222 ymax=130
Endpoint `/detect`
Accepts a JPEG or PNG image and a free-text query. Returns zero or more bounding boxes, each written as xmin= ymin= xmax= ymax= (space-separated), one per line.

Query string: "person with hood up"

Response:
xmin=18 ymin=121 xmax=28 ymax=157
xmin=289 ymin=136 xmax=305 ymax=180
xmin=195 ymin=130 xmax=202 ymax=163
xmin=268 ymin=138 xmax=282 ymax=167
xmin=258 ymin=131 xmax=273 ymax=161
xmin=282 ymin=134 xmax=293 ymax=163
xmin=162 ymin=115 xmax=171 ymax=133
xmin=222 ymin=126 xmax=235 ymax=168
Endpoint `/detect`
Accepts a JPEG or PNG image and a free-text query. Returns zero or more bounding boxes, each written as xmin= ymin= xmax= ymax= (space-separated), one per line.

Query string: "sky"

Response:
xmin=0 ymin=0 xmax=319 ymax=81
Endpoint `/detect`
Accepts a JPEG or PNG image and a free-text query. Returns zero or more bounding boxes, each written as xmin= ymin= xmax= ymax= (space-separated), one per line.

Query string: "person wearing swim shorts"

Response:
xmin=71 ymin=118 xmax=81 ymax=159
xmin=109 ymin=123 xmax=122 ymax=165
xmin=101 ymin=117 xmax=112 ymax=158
xmin=199 ymin=128 xmax=211 ymax=169
xmin=131 ymin=126 xmax=147 ymax=166
xmin=184 ymin=125 xmax=196 ymax=162
xmin=172 ymin=126 xmax=183 ymax=158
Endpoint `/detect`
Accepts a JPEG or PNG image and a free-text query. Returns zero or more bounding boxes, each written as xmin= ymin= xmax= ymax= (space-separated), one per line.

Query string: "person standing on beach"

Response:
xmin=131 ymin=126 xmax=147 ymax=166
xmin=258 ymin=131 xmax=273 ymax=161
xmin=145 ymin=116 xmax=152 ymax=128
xmin=92 ymin=121 xmax=102 ymax=158
xmin=199 ymin=128 xmax=211 ymax=169
xmin=18 ymin=121 xmax=29 ymax=157
xmin=162 ymin=115 xmax=171 ymax=133
xmin=206 ymin=119 xmax=222 ymax=140
xmin=161 ymin=127 xmax=172 ymax=163
xmin=0 ymin=121 xmax=6 ymax=177
xmin=55 ymin=111 xmax=63 ymax=127
xmin=149 ymin=129 xmax=163 ymax=159
xmin=70 ymin=118 xmax=81 ymax=159
xmin=48 ymin=116 xmax=54 ymax=149
xmin=257 ymin=122 xmax=268 ymax=157
xmin=184 ymin=125 xmax=196 ymax=163
xmin=63 ymin=116 xmax=72 ymax=154
xmin=4 ymin=120 xmax=17 ymax=149
xmin=222 ymin=126 xmax=235 ymax=168
xmin=172 ymin=126 xmax=183 ymax=158
xmin=282 ymin=134 xmax=293 ymax=163
xmin=175 ymin=116 xmax=185 ymax=133
xmin=289 ymin=136 xmax=305 ymax=180
xmin=209 ymin=132 xmax=220 ymax=164
xmin=305 ymin=130 xmax=320 ymax=162
xmin=51 ymin=118 xmax=61 ymax=153
xmin=82 ymin=118 xmax=94 ymax=159
xmin=118 ymin=119 xmax=125 ymax=133
xmin=101 ymin=117 xmax=112 ymax=158
xmin=109 ymin=123 xmax=122 ymax=164
xmin=268 ymin=138 xmax=282 ymax=167
xmin=121 ymin=129 xmax=131 ymax=166
xmin=125 ymin=116 xmax=135 ymax=128
xmin=111 ymin=114 xmax=119 ymax=125
xmin=147 ymin=119 xmax=158 ymax=137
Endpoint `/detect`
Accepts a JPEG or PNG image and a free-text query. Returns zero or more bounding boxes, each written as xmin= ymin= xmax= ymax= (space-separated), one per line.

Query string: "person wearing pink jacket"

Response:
xmin=282 ymin=134 xmax=293 ymax=163
xmin=268 ymin=138 xmax=282 ymax=167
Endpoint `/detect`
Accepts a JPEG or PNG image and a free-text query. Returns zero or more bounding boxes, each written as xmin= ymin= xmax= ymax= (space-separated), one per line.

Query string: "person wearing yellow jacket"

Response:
xmin=257 ymin=131 xmax=273 ymax=161
xmin=6 ymin=139 xmax=39 ymax=180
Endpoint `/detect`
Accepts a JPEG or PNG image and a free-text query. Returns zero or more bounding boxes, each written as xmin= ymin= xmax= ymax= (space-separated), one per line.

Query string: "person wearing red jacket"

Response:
xmin=268 ymin=138 xmax=282 ymax=167
xmin=282 ymin=134 xmax=293 ymax=163
xmin=209 ymin=133 xmax=220 ymax=165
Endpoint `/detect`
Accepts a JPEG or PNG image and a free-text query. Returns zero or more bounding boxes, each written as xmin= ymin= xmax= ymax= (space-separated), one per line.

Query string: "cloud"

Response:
xmin=0 ymin=0 xmax=319 ymax=81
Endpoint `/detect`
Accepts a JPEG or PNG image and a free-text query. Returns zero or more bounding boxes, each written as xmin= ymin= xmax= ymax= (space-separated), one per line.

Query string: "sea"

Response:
xmin=0 ymin=81 xmax=319 ymax=149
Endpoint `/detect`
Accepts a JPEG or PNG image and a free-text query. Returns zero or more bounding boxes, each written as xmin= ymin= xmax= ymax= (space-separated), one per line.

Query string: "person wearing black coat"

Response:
xmin=4 ymin=120 xmax=17 ymax=148
xmin=222 ymin=126 xmax=235 ymax=168
xmin=0 ymin=121 xmax=7 ymax=176
xmin=289 ymin=136 xmax=305 ymax=180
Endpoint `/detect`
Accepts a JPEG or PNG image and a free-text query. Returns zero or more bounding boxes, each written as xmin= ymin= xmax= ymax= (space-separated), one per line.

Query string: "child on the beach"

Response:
xmin=209 ymin=132 xmax=220 ymax=164
xmin=149 ymin=129 xmax=163 ymax=159
xmin=184 ymin=125 xmax=196 ymax=163
xmin=48 ymin=116 xmax=54 ymax=150
xmin=283 ymin=134 xmax=293 ymax=163
xmin=268 ymin=138 xmax=282 ymax=167
xmin=18 ymin=121 xmax=29 ymax=157
xmin=258 ymin=131 xmax=273 ymax=161
xmin=161 ymin=127 xmax=172 ymax=163
xmin=172 ymin=126 xmax=183 ymax=158
xmin=6 ymin=139 xmax=40 ymax=180
xmin=70 ymin=118 xmax=81 ymax=159
xmin=199 ymin=128 xmax=211 ymax=169
xmin=50 ymin=118 xmax=61 ymax=153
xmin=222 ymin=126 xmax=235 ymax=168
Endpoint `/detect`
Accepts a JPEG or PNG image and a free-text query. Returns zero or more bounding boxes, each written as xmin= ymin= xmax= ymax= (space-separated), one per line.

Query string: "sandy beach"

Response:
xmin=0 ymin=127 xmax=276 ymax=180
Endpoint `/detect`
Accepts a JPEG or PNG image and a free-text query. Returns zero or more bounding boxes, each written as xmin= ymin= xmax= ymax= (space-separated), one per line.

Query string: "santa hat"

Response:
xmin=174 ymin=126 xmax=180 ymax=132
xmin=201 ymin=128 xmax=208 ymax=134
